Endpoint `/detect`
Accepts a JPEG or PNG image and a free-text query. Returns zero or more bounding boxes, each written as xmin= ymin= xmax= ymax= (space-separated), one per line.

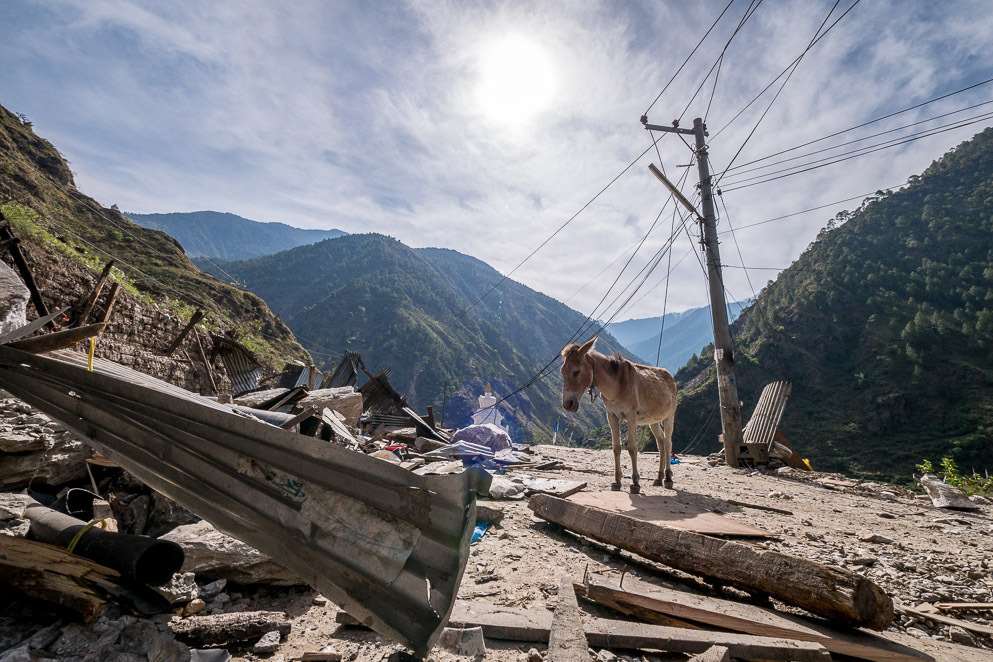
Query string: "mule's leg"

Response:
xmin=607 ymin=411 xmax=622 ymax=491
xmin=650 ymin=422 xmax=668 ymax=486
xmin=662 ymin=414 xmax=675 ymax=489
xmin=626 ymin=417 xmax=641 ymax=494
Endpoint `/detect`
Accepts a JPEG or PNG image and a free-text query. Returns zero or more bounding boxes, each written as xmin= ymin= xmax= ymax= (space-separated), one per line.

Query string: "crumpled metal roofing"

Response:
xmin=0 ymin=345 xmax=489 ymax=656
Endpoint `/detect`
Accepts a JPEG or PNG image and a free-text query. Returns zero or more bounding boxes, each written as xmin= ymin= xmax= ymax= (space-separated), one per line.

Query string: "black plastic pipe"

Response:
xmin=24 ymin=501 xmax=184 ymax=586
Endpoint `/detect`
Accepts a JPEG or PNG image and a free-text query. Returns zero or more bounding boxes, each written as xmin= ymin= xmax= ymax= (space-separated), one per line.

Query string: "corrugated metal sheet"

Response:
xmin=322 ymin=352 xmax=360 ymax=389
xmin=0 ymin=345 xmax=489 ymax=656
xmin=743 ymin=380 xmax=792 ymax=450
xmin=210 ymin=334 xmax=263 ymax=396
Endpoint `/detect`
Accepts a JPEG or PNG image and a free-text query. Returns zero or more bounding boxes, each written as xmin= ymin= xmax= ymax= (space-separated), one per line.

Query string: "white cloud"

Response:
xmin=3 ymin=0 xmax=993 ymax=320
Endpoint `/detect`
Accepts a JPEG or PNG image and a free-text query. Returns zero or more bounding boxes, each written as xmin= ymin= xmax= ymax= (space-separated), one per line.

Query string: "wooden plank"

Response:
xmin=192 ymin=327 xmax=217 ymax=394
xmin=934 ymin=603 xmax=993 ymax=612
xmin=322 ymin=408 xmax=358 ymax=445
xmin=548 ymin=576 xmax=590 ymax=662
xmin=281 ymin=406 xmax=317 ymax=430
xmin=164 ymin=308 xmax=205 ymax=356
xmin=689 ymin=646 xmax=730 ymax=662
xmin=169 ymin=610 xmax=291 ymax=646
xmin=902 ymin=605 xmax=993 ymax=636
xmin=450 ymin=602 xmax=830 ymax=661
xmin=577 ymin=576 xmax=928 ymax=662
xmin=96 ymin=282 xmax=120 ymax=324
xmin=530 ymin=494 xmax=893 ymax=630
xmin=76 ymin=260 xmax=115 ymax=327
xmin=568 ymin=491 xmax=771 ymax=538
xmin=8 ymin=322 xmax=107 ymax=353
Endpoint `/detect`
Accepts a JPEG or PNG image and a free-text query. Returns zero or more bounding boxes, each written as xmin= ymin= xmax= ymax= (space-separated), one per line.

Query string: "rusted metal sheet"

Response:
xmin=210 ymin=334 xmax=263 ymax=396
xmin=743 ymin=381 xmax=792 ymax=449
xmin=359 ymin=368 xmax=407 ymax=414
xmin=0 ymin=345 xmax=490 ymax=656
xmin=322 ymin=351 xmax=361 ymax=388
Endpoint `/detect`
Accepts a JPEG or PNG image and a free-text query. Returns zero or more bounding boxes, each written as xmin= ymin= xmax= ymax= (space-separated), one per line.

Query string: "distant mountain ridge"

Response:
xmin=204 ymin=233 xmax=630 ymax=443
xmin=128 ymin=210 xmax=346 ymax=261
xmin=607 ymin=301 xmax=750 ymax=371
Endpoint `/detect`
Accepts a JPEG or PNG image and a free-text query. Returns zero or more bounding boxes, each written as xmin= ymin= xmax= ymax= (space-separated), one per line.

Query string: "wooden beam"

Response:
xmin=76 ymin=260 xmax=115 ymax=327
xmin=0 ymin=219 xmax=50 ymax=322
xmin=322 ymin=408 xmax=358 ymax=445
xmin=281 ymin=406 xmax=317 ymax=430
xmin=449 ymin=602 xmax=830 ymax=661
xmin=0 ymin=306 xmax=70 ymax=345
xmin=649 ymin=163 xmax=701 ymax=219
xmin=8 ymin=322 xmax=107 ymax=353
xmin=168 ymin=610 xmax=291 ymax=646
xmin=548 ymin=576 xmax=590 ymax=662
xmin=0 ymin=535 xmax=114 ymax=622
xmin=96 ymin=282 xmax=120 ymax=324
xmin=902 ymin=605 xmax=993 ymax=637
xmin=164 ymin=308 xmax=205 ymax=356
xmin=576 ymin=576 xmax=925 ymax=662
xmin=529 ymin=494 xmax=893 ymax=630
xmin=192 ymin=326 xmax=217 ymax=395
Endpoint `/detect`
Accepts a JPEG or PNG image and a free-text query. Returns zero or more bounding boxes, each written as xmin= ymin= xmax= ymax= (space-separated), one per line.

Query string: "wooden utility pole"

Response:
xmin=643 ymin=117 xmax=743 ymax=467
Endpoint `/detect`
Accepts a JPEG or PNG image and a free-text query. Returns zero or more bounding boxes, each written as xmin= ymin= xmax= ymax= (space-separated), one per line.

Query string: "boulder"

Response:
xmin=0 ymin=431 xmax=44 ymax=453
xmin=155 ymin=572 xmax=199 ymax=605
xmin=0 ymin=432 xmax=90 ymax=489
xmin=161 ymin=521 xmax=302 ymax=586
xmin=0 ymin=261 xmax=29 ymax=337
xmin=297 ymin=388 xmax=363 ymax=427
xmin=146 ymin=491 xmax=200 ymax=537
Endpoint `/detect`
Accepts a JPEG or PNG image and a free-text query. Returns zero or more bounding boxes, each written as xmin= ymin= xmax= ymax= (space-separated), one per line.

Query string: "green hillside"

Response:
xmin=211 ymin=235 xmax=630 ymax=442
xmin=128 ymin=211 xmax=346 ymax=261
xmin=675 ymin=127 xmax=993 ymax=481
xmin=0 ymin=104 xmax=306 ymax=369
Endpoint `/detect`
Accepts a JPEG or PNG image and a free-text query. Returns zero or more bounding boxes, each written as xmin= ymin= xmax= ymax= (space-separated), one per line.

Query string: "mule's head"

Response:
xmin=560 ymin=336 xmax=597 ymax=413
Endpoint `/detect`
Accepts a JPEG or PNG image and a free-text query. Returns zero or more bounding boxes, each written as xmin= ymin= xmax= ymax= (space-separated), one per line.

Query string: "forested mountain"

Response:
xmin=128 ymin=211 xmax=346 ymax=261
xmin=0 ymin=104 xmax=305 ymax=369
xmin=208 ymin=235 xmax=629 ymax=442
xmin=675 ymin=127 xmax=993 ymax=481
xmin=607 ymin=301 xmax=750 ymax=370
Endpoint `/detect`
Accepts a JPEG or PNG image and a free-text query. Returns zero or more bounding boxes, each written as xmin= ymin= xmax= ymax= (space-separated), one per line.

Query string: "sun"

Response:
xmin=474 ymin=33 xmax=556 ymax=128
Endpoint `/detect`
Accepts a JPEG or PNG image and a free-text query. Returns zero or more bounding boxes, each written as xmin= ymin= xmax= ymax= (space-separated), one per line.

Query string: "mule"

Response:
xmin=560 ymin=337 xmax=677 ymax=492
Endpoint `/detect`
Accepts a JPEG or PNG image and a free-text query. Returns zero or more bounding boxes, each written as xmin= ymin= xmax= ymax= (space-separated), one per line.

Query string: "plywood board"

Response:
xmin=568 ymin=491 xmax=771 ymax=538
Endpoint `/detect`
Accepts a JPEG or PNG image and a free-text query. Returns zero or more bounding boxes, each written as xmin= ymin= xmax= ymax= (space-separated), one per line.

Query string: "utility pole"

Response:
xmin=643 ymin=116 xmax=743 ymax=467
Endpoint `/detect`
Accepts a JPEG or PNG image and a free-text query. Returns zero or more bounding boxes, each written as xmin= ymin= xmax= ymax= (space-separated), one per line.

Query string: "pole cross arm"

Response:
xmin=648 ymin=164 xmax=702 ymax=219
xmin=642 ymin=122 xmax=696 ymax=136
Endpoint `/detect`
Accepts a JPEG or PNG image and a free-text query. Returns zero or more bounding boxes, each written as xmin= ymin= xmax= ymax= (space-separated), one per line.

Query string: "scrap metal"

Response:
xmin=0 ymin=345 xmax=490 ymax=656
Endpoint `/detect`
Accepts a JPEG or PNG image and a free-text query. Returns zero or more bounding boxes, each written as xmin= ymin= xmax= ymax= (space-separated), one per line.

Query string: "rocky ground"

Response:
xmin=3 ymin=394 xmax=993 ymax=661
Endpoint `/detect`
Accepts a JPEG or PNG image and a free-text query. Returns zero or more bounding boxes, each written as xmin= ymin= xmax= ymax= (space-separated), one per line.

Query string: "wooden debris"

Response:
xmin=577 ymin=575 xmax=926 ymax=662
xmin=0 ymin=535 xmax=116 ymax=622
xmin=450 ymin=601 xmax=830 ymax=660
xmin=8 ymin=322 xmax=107 ymax=353
xmin=297 ymin=653 xmax=342 ymax=662
xmin=280 ymin=406 xmax=318 ymax=430
xmin=164 ymin=308 xmax=205 ymax=356
xmin=76 ymin=260 xmax=115 ymax=327
xmin=0 ymin=305 xmax=69 ymax=345
xmin=919 ymin=474 xmax=979 ymax=511
xmin=721 ymin=498 xmax=794 ymax=516
xmin=903 ymin=604 xmax=993 ymax=636
xmin=567 ymin=491 xmax=772 ymax=538
xmin=529 ymin=494 xmax=893 ymax=630
xmin=0 ymin=219 xmax=50 ymax=321
xmin=933 ymin=602 xmax=993 ymax=612
xmin=169 ymin=610 xmax=292 ymax=646
xmin=688 ymin=646 xmax=730 ymax=662
xmin=547 ymin=576 xmax=590 ymax=662
xmin=521 ymin=477 xmax=587 ymax=498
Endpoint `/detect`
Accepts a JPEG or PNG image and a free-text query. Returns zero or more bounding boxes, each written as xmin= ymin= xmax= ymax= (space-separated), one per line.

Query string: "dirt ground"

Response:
xmin=218 ymin=445 xmax=993 ymax=662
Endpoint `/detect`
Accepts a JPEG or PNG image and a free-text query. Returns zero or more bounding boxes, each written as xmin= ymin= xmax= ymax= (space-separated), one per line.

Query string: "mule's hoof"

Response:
xmin=664 ymin=479 xmax=674 ymax=490
xmin=610 ymin=482 xmax=622 ymax=491
xmin=630 ymin=483 xmax=641 ymax=494
xmin=652 ymin=478 xmax=666 ymax=486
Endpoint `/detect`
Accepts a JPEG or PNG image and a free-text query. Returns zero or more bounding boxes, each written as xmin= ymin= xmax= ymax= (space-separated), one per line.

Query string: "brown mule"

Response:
xmin=560 ymin=337 xmax=677 ymax=493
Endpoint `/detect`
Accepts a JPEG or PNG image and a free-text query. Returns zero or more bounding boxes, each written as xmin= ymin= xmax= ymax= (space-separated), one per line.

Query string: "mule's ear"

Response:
xmin=577 ymin=336 xmax=598 ymax=355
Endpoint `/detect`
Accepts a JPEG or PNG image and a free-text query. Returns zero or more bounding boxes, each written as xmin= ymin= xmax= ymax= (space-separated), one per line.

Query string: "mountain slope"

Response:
xmin=212 ymin=235 xmax=629 ymax=442
xmin=674 ymin=127 xmax=993 ymax=481
xmin=608 ymin=301 xmax=750 ymax=370
xmin=128 ymin=211 xmax=346 ymax=260
xmin=0 ymin=104 xmax=306 ymax=371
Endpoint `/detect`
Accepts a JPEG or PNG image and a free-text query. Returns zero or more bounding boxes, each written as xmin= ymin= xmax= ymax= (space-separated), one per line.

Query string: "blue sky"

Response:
xmin=2 ymin=0 xmax=992 ymax=318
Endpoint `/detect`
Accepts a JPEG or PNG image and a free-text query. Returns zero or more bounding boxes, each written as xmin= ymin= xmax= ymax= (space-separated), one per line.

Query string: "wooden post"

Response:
xmin=0 ymin=218 xmax=51 ymax=323
xmin=96 ymin=282 xmax=120 ymax=324
xmin=529 ymin=494 xmax=893 ymax=630
xmin=76 ymin=260 xmax=115 ymax=326
xmin=548 ymin=576 xmax=591 ymax=661
xmin=692 ymin=118 xmax=744 ymax=467
xmin=192 ymin=326 xmax=217 ymax=395
xmin=164 ymin=308 xmax=205 ymax=356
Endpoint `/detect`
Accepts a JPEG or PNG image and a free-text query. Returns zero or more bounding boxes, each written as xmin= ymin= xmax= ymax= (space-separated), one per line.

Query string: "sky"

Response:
xmin=2 ymin=0 xmax=993 ymax=320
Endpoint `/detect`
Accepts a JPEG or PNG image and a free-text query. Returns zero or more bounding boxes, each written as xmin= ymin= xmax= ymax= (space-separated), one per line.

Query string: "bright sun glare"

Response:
xmin=475 ymin=33 xmax=556 ymax=128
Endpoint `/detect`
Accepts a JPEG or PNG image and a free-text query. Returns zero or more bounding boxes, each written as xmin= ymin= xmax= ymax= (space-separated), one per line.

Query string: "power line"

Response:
xmin=714 ymin=0 xmax=852 ymax=186
xmin=655 ymin=206 xmax=679 ymax=366
xmin=716 ymin=190 xmax=756 ymax=298
xmin=720 ymin=111 xmax=993 ymax=191
xmin=710 ymin=0 xmax=862 ymax=141
xmin=643 ymin=0 xmax=737 ymax=117
xmin=723 ymin=77 xmax=993 ymax=170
